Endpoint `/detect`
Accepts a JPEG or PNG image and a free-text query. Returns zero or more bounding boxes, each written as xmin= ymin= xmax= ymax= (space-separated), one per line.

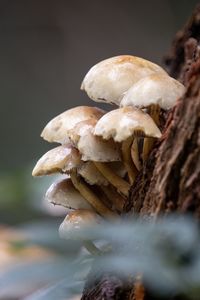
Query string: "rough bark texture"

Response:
xmin=81 ymin=5 xmax=200 ymax=300
xmin=126 ymin=4 xmax=200 ymax=218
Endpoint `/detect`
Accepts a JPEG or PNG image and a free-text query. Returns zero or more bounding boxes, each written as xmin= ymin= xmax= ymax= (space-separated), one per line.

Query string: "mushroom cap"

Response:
xmin=121 ymin=73 xmax=185 ymax=110
xmin=59 ymin=209 xmax=101 ymax=240
xmin=45 ymin=178 xmax=93 ymax=210
xmin=77 ymin=161 xmax=109 ymax=186
xmin=68 ymin=119 xmax=121 ymax=162
xmin=81 ymin=55 xmax=167 ymax=106
xmin=41 ymin=106 xmax=105 ymax=144
xmin=94 ymin=106 xmax=162 ymax=143
xmin=32 ymin=145 xmax=81 ymax=176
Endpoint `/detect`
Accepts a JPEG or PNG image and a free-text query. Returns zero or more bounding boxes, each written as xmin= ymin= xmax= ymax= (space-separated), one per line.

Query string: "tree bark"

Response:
xmin=81 ymin=5 xmax=200 ymax=300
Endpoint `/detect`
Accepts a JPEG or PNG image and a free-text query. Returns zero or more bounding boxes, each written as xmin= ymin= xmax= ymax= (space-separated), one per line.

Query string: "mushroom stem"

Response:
xmin=122 ymin=137 xmax=138 ymax=184
xmin=101 ymin=185 xmax=125 ymax=212
xmin=93 ymin=162 xmax=130 ymax=197
xmin=83 ymin=240 xmax=102 ymax=256
xmin=149 ymin=104 xmax=160 ymax=126
xmin=142 ymin=104 xmax=161 ymax=162
xmin=131 ymin=139 xmax=142 ymax=171
xmin=70 ymin=169 xmax=116 ymax=218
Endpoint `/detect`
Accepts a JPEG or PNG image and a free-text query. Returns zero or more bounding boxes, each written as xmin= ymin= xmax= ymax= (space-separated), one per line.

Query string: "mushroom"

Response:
xmin=40 ymin=105 xmax=129 ymax=196
xmin=59 ymin=209 xmax=102 ymax=255
xmin=68 ymin=119 xmax=121 ymax=162
xmin=32 ymin=145 xmax=115 ymax=218
xmin=32 ymin=145 xmax=81 ymax=176
xmin=45 ymin=177 xmax=94 ymax=210
xmin=81 ymin=55 xmax=167 ymax=106
xmin=68 ymin=118 xmax=130 ymax=196
xmin=41 ymin=106 xmax=105 ymax=144
xmin=94 ymin=106 xmax=161 ymax=184
xmin=121 ymin=73 xmax=185 ymax=160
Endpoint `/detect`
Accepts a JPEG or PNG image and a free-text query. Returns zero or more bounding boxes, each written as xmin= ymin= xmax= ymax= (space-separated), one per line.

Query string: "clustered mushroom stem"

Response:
xmin=142 ymin=137 xmax=154 ymax=162
xmin=142 ymin=104 xmax=161 ymax=162
xmin=101 ymin=185 xmax=125 ymax=212
xmin=70 ymin=169 xmax=116 ymax=218
xmin=148 ymin=104 xmax=160 ymax=126
xmin=83 ymin=240 xmax=102 ymax=256
xmin=93 ymin=162 xmax=130 ymax=197
xmin=131 ymin=138 xmax=142 ymax=171
xmin=122 ymin=137 xmax=138 ymax=184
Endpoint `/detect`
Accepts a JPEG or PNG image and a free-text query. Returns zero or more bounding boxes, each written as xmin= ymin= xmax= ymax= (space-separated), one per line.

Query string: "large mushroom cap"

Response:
xmin=68 ymin=119 xmax=121 ymax=162
xmin=59 ymin=209 xmax=101 ymax=240
xmin=32 ymin=145 xmax=81 ymax=176
xmin=94 ymin=106 xmax=162 ymax=143
xmin=41 ymin=106 xmax=105 ymax=144
xmin=81 ymin=55 xmax=167 ymax=106
xmin=121 ymin=73 xmax=185 ymax=110
xmin=45 ymin=178 xmax=93 ymax=210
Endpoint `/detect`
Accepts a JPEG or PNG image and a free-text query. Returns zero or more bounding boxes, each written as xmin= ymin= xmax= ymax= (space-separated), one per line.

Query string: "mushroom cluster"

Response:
xmin=32 ymin=55 xmax=185 ymax=253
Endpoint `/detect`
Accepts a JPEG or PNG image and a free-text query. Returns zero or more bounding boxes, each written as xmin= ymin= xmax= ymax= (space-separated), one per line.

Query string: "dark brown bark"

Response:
xmin=81 ymin=5 xmax=200 ymax=300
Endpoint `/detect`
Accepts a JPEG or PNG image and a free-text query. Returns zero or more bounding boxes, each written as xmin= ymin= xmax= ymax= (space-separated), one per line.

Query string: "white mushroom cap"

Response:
xmin=68 ymin=119 xmax=121 ymax=162
xmin=94 ymin=107 xmax=162 ymax=143
xmin=45 ymin=178 xmax=93 ymax=210
xmin=121 ymin=73 xmax=185 ymax=110
xmin=59 ymin=209 xmax=101 ymax=240
xmin=32 ymin=145 xmax=81 ymax=176
xmin=41 ymin=106 xmax=105 ymax=144
xmin=81 ymin=55 xmax=167 ymax=106
xmin=77 ymin=162 xmax=109 ymax=186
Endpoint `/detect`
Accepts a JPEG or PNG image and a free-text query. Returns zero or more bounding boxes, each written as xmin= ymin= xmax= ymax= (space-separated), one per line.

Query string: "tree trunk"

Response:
xmin=81 ymin=5 xmax=200 ymax=299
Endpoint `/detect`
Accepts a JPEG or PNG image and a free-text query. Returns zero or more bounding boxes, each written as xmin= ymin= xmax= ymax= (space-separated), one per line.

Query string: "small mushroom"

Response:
xmin=41 ymin=106 xmax=105 ymax=144
xmin=59 ymin=210 xmax=102 ymax=255
xmin=32 ymin=145 xmax=115 ymax=217
xmin=68 ymin=119 xmax=130 ymax=197
xmin=81 ymin=55 xmax=167 ymax=106
xmin=121 ymin=73 xmax=185 ymax=160
xmin=32 ymin=145 xmax=81 ymax=176
xmin=68 ymin=119 xmax=121 ymax=162
xmin=45 ymin=178 xmax=94 ymax=210
xmin=94 ymin=106 xmax=161 ymax=184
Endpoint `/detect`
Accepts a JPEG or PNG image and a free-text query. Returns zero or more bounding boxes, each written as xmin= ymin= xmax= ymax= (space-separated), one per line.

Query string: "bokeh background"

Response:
xmin=0 ymin=1 xmax=199 ymax=298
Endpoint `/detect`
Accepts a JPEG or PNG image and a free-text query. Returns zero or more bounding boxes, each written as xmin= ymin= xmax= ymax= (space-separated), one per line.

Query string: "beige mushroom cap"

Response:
xmin=94 ymin=106 xmax=162 ymax=143
xmin=68 ymin=119 xmax=121 ymax=162
xmin=59 ymin=209 xmax=101 ymax=240
xmin=32 ymin=145 xmax=81 ymax=176
xmin=121 ymin=73 xmax=185 ymax=110
xmin=41 ymin=106 xmax=105 ymax=144
xmin=45 ymin=178 xmax=93 ymax=210
xmin=81 ymin=55 xmax=167 ymax=106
